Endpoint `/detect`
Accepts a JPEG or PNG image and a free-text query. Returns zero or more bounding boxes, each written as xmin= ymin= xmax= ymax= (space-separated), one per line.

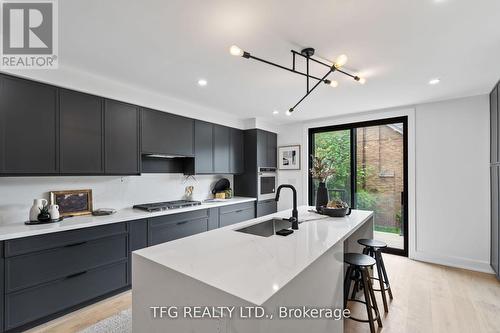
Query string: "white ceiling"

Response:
xmin=58 ymin=0 xmax=500 ymax=124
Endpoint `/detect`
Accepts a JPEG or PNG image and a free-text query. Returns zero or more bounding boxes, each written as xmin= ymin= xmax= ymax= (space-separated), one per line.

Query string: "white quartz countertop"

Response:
xmin=0 ymin=197 xmax=256 ymax=241
xmin=134 ymin=206 xmax=373 ymax=305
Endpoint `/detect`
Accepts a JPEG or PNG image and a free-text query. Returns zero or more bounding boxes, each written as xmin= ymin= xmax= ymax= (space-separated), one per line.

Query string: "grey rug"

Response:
xmin=79 ymin=308 xmax=132 ymax=333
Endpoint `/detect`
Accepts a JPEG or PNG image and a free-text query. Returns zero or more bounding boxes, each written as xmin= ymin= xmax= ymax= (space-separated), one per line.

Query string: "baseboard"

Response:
xmin=412 ymin=251 xmax=495 ymax=274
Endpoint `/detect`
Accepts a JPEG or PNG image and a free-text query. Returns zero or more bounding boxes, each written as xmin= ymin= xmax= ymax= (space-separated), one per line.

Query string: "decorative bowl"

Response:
xmin=319 ymin=206 xmax=351 ymax=217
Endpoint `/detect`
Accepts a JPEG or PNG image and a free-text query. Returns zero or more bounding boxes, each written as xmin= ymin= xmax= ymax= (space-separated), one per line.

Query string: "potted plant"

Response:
xmin=310 ymin=155 xmax=336 ymax=211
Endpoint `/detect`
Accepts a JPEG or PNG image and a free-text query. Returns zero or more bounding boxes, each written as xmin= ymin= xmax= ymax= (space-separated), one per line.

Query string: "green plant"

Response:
xmin=356 ymin=190 xmax=378 ymax=210
xmin=39 ymin=204 xmax=49 ymax=215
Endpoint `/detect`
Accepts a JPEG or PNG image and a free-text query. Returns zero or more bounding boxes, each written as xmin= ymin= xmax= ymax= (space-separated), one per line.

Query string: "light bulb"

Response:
xmin=358 ymin=77 xmax=366 ymax=85
xmin=229 ymin=45 xmax=244 ymax=57
xmin=334 ymin=54 xmax=348 ymax=68
xmin=329 ymin=80 xmax=339 ymax=88
xmin=286 ymin=110 xmax=292 ymax=116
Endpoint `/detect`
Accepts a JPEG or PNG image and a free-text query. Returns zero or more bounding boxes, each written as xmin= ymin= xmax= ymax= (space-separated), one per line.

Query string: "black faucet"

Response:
xmin=275 ymin=184 xmax=299 ymax=230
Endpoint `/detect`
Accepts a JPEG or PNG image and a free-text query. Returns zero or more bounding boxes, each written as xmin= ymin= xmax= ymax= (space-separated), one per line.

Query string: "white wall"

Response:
xmin=277 ymin=95 xmax=491 ymax=273
xmin=0 ymin=173 xmax=231 ymax=225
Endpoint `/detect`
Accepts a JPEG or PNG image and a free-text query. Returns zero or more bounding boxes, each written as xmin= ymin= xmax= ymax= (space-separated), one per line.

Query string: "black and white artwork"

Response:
xmin=278 ymin=145 xmax=301 ymax=170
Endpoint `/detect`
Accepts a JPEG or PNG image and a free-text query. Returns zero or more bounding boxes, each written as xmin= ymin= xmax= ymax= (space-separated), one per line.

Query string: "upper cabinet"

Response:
xmin=0 ymin=75 xmax=58 ymax=174
xmin=213 ymin=125 xmax=230 ymax=173
xmin=491 ymin=85 xmax=498 ymax=164
xmin=193 ymin=120 xmax=213 ymax=174
xmin=257 ymin=129 xmax=277 ymax=168
xmin=104 ymin=100 xmax=140 ymax=175
xmin=141 ymin=109 xmax=194 ymax=157
xmin=230 ymin=128 xmax=244 ymax=174
xmin=59 ymin=90 xmax=103 ymax=174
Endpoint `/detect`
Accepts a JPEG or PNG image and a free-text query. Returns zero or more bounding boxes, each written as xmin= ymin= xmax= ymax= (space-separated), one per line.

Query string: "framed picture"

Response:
xmin=50 ymin=189 xmax=93 ymax=217
xmin=278 ymin=145 xmax=301 ymax=170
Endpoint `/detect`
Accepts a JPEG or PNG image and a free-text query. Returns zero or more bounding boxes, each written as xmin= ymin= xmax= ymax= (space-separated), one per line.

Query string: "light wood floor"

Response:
xmin=27 ymin=254 xmax=500 ymax=333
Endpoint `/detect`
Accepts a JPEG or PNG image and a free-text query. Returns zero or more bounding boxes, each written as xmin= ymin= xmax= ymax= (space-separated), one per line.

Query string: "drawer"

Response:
xmin=5 ymin=261 xmax=127 ymax=330
xmin=219 ymin=208 xmax=255 ymax=228
xmin=149 ymin=209 xmax=208 ymax=227
xmin=219 ymin=201 xmax=255 ymax=215
xmin=6 ymin=234 xmax=127 ymax=293
xmin=5 ymin=223 xmax=127 ymax=257
xmin=149 ymin=217 xmax=208 ymax=246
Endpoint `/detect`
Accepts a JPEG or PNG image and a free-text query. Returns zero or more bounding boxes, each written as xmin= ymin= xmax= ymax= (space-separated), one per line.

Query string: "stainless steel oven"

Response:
xmin=257 ymin=167 xmax=277 ymax=201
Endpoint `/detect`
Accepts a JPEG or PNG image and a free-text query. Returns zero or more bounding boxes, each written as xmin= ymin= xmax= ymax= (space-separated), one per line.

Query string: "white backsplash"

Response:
xmin=0 ymin=173 xmax=233 ymax=224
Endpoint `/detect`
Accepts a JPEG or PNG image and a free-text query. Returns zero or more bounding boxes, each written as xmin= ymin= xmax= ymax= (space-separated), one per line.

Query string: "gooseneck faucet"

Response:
xmin=275 ymin=184 xmax=299 ymax=230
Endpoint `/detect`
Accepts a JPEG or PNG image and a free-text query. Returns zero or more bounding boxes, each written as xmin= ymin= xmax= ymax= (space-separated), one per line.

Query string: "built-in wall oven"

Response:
xmin=257 ymin=167 xmax=277 ymax=201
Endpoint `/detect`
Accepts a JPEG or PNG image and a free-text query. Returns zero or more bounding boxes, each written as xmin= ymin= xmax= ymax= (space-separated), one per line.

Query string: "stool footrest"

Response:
xmin=345 ymin=299 xmax=382 ymax=323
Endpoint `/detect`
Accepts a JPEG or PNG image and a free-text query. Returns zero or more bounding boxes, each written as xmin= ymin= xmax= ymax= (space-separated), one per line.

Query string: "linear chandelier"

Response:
xmin=229 ymin=45 xmax=366 ymax=114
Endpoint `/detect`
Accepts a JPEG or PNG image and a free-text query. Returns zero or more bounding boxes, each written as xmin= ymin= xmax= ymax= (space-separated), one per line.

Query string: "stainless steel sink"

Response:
xmin=235 ymin=218 xmax=293 ymax=237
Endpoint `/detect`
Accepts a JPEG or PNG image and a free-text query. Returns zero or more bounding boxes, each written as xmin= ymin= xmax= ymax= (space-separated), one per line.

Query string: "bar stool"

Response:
xmin=344 ymin=253 xmax=382 ymax=333
xmin=358 ymin=238 xmax=394 ymax=312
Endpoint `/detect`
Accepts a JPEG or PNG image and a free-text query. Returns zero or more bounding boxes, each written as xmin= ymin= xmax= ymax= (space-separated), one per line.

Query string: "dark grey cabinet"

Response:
xmin=257 ymin=199 xmax=278 ymax=217
xmin=142 ymin=108 xmax=194 ymax=156
xmin=194 ymin=120 xmax=214 ymax=173
xmin=148 ymin=210 xmax=209 ymax=246
xmin=60 ymin=89 xmax=103 ymax=174
xmin=0 ymin=242 xmax=4 ymax=333
xmin=491 ymin=86 xmax=498 ymax=164
xmin=491 ymin=166 xmax=499 ymax=278
xmin=104 ymin=100 xmax=140 ymax=174
xmin=230 ymin=128 xmax=245 ymax=174
xmin=214 ymin=125 xmax=230 ymax=173
xmin=0 ymin=75 xmax=58 ymax=174
xmin=257 ymin=129 xmax=277 ymax=168
xmin=219 ymin=202 xmax=255 ymax=227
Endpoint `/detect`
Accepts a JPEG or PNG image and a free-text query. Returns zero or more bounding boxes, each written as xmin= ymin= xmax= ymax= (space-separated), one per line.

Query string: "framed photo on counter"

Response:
xmin=50 ymin=189 xmax=93 ymax=216
xmin=278 ymin=145 xmax=301 ymax=170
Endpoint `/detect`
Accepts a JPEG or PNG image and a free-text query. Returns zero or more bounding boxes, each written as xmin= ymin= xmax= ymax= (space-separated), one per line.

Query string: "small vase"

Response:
xmin=316 ymin=182 xmax=329 ymax=211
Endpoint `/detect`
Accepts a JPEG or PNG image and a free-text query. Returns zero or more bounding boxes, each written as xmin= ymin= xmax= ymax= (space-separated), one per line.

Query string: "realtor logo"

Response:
xmin=1 ymin=0 xmax=58 ymax=69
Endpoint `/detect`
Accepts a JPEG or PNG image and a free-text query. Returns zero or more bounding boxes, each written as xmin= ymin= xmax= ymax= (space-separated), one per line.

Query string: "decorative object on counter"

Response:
xmin=319 ymin=200 xmax=351 ymax=217
xmin=211 ymin=178 xmax=230 ymax=195
xmin=37 ymin=204 xmax=51 ymax=222
xmin=49 ymin=204 xmax=60 ymax=220
xmin=224 ymin=188 xmax=233 ymax=199
xmin=278 ymin=145 xmax=301 ymax=170
xmin=50 ymin=189 xmax=93 ymax=217
xmin=184 ymin=186 xmax=194 ymax=200
xmin=215 ymin=192 xmax=226 ymax=200
xmin=92 ymin=208 xmax=117 ymax=216
xmin=29 ymin=198 xmax=48 ymax=221
xmin=309 ymin=155 xmax=336 ymax=210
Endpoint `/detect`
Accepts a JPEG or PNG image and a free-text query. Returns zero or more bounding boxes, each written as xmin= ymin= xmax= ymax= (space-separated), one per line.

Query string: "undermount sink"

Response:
xmin=235 ymin=218 xmax=293 ymax=237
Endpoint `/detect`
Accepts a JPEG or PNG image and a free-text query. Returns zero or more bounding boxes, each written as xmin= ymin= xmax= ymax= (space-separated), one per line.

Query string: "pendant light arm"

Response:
xmin=289 ymin=67 xmax=336 ymax=113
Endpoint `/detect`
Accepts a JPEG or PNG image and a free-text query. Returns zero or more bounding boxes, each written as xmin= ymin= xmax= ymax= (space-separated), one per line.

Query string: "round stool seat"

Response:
xmin=358 ymin=238 xmax=387 ymax=249
xmin=344 ymin=253 xmax=376 ymax=267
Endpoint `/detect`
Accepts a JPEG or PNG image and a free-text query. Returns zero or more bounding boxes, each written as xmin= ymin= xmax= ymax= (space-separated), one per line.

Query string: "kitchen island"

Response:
xmin=132 ymin=206 xmax=373 ymax=333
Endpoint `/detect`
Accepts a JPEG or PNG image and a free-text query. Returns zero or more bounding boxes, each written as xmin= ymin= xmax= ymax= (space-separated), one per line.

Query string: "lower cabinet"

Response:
xmin=219 ymin=202 xmax=255 ymax=228
xmin=0 ymin=243 xmax=4 ymax=333
xmin=257 ymin=199 xmax=278 ymax=217
xmin=148 ymin=210 xmax=209 ymax=246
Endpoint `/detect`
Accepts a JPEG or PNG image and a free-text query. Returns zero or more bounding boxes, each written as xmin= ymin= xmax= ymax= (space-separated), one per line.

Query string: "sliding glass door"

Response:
xmin=309 ymin=117 xmax=408 ymax=256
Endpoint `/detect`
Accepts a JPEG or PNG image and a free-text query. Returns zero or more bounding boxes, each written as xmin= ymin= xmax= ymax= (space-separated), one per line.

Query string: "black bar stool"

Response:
xmin=358 ymin=238 xmax=394 ymax=312
xmin=344 ymin=253 xmax=382 ymax=333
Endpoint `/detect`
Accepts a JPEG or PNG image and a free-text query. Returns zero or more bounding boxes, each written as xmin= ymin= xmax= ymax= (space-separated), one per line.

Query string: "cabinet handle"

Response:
xmin=235 ymin=209 xmax=243 ymax=213
xmin=176 ymin=221 xmax=188 ymax=225
xmin=66 ymin=271 xmax=87 ymax=279
xmin=64 ymin=241 xmax=87 ymax=248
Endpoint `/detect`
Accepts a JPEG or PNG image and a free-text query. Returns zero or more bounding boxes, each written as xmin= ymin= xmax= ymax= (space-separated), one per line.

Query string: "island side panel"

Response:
xmin=344 ymin=216 xmax=374 ymax=254
xmin=132 ymin=253 xmax=251 ymax=333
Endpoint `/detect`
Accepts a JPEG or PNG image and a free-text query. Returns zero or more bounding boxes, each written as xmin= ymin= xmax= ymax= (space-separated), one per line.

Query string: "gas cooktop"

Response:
xmin=133 ymin=200 xmax=202 ymax=212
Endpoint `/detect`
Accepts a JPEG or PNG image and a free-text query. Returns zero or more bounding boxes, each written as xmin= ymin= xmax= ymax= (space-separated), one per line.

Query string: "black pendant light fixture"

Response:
xmin=230 ymin=45 xmax=366 ymax=114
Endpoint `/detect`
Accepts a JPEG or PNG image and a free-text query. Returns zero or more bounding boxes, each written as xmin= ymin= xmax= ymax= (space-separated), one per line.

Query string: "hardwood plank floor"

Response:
xmin=27 ymin=255 xmax=500 ymax=333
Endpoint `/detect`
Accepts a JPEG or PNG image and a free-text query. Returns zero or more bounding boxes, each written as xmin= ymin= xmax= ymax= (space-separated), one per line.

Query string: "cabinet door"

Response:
xmin=194 ymin=120 xmax=213 ymax=173
xmin=0 ymin=243 xmax=4 ymax=332
xmin=491 ymin=86 xmax=498 ymax=163
xmin=267 ymin=131 xmax=277 ymax=168
xmin=256 ymin=129 xmax=268 ymax=168
xmin=60 ymin=90 xmax=103 ymax=174
xmin=213 ymin=125 xmax=230 ymax=173
xmin=230 ymin=128 xmax=244 ymax=174
xmin=141 ymin=108 xmax=194 ymax=156
xmin=497 ymin=85 xmax=500 ymax=164
xmin=104 ymin=100 xmax=140 ymax=174
xmin=148 ymin=210 xmax=209 ymax=246
xmin=491 ymin=166 xmax=499 ymax=277
xmin=0 ymin=75 xmax=58 ymax=174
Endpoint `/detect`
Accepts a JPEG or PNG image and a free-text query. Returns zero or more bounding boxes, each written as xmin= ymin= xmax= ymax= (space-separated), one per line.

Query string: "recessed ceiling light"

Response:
xmin=429 ymin=78 xmax=440 ymax=85
xmin=197 ymin=79 xmax=207 ymax=86
xmin=273 ymin=110 xmax=279 ymax=115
